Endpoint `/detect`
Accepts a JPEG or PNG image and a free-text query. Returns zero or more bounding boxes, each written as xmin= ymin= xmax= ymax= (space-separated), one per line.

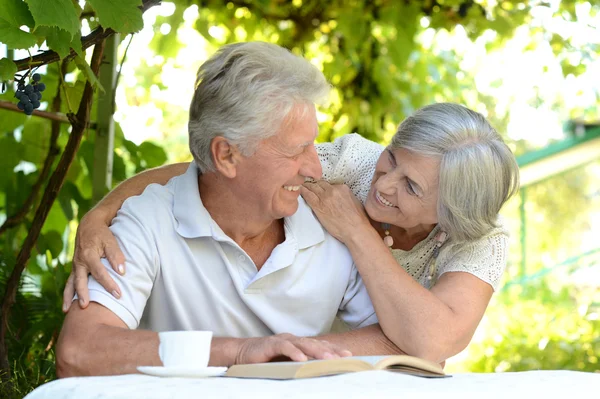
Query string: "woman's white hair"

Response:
xmin=188 ymin=41 xmax=330 ymax=173
xmin=391 ymin=103 xmax=520 ymax=242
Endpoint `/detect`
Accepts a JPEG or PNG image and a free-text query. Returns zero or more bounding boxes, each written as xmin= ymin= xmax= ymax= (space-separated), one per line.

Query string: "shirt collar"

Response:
xmin=173 ymin=161 xmax=325 ymax=249
xmin=173 ymin=161 xmax=214 ymax=239
xmin=283 ymin=197 xmax=325 ymax=249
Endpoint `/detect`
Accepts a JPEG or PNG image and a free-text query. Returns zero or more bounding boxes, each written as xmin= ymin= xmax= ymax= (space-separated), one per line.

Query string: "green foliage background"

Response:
xmin=0 ymin=0 xmax=599 ymax=395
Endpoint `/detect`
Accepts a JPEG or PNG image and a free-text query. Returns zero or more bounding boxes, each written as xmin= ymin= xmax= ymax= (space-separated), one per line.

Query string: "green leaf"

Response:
xmin=27 ymin=256 xmax=44 ymax=275
xmin=149 ymin=6 xmax=186 ymax=60
xmin=57 ymin=188 xmax=74 ymax=220
xmin=114 ymin=121 xmax=124 ymax=148
xmin=150 ymin=30 xmax=181 ymax=61
xmin=70 ymin=31 xmax=83 ymax=55
xmin=78 ymin=140 xmax=95 ymax=176
xmin=0 ymin=0 xmax=35 ymax=28
xmin=40 ymin=230 xmax=63 ymax=258
xmin=0 ymin=58 xmax=17 ymax=81
xmin=0 ymin=90 xmax=27 ymax=130
xmin=336 ymin=9 xmax=369 ymax=50
xmin=138 ymin=141 xmax=167 ymax=168
xmin=45 ymin=27 xmax=80 ymax=59
xmin=54 ymin=260 xmax=68 ymax=290
xmin=112 ymin=150 xmax=127 ymax=182
xmin=0 ymin=19 xmax=37 ymax=49
xmin=21 ymin=118 xmax=52 ymax=165
xmin=41 ymin=267 xmax=58 ymax=294
xmin=25 ymin=0 xmax=81 ymax=38
xmin=123 ymin=139 xmax=141 ymax=167
xmin=61 ymin=180 xmax=91 ymax=219
xmin=87 ymin=0 xmax=143 ymax=34
xmin=74 ymin=55 xmax=105 ymax=93
xmin=66 ymin=153 xmax=82 ymax=182
xmin=60 ymin=80 xmax=86 ymax=114
xmin=0 ymin=107 xmax=27 ymax=132
xmin=8 ymin=170 xmax=37 ymax=216
xmin=41 ymin=202 xmax=68 ymax=234
xmin=0 ymin=136 xmax=23 ymax=188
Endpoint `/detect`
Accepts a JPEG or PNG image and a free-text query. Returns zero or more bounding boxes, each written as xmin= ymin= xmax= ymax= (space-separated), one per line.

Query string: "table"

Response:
xmin=24 ymin=370 xmax=599 ymax=398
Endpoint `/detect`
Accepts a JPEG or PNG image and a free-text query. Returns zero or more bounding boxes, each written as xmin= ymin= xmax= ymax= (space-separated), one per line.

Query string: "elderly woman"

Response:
xmin=64 ymin=103 xmax=519 ymax=362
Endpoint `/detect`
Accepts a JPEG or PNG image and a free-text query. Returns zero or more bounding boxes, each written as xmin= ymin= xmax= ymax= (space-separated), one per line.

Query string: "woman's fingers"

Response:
xmin=301 ymin=180 xmax=336 ymax=208
xmin=104 ymin=241 xmax=126 ymax=276
xmin=65 ymin=252 xmax=123 ymax=311
xmin=62 ymin=272 xmax=75 ymax=312
xmin=67 ymin=218 xmax=126 ymax=309
xmin=74 ymin=263 xmax=90 ymax=309
xmin=302 ymin=179 xmax=328 ymax=194
xmin=88 ymin=258 xmax=121 ymax=300
xmin=300 ymin=185 xmax=320 ymax=207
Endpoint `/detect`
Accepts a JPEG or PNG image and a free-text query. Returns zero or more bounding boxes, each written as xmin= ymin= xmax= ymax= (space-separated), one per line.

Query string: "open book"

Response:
xmin=224 ymin=355 xmax=448 ymax=380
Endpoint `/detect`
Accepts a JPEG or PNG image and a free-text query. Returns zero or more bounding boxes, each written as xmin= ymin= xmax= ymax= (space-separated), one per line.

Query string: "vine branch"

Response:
xmin=0 ymin=100 xmax=70 ymax=124
xmin=13 ymin=27 xmax=114 ymax=72
xmin=0 ymin=40 xmax=106 ymax=382
xmin=0 ymin=62 xmax=68 ymax=236
xmin=114 ymin=33 xmax=135 ymax=112
xmin=12 ymin=0 xmax=162 ymax=72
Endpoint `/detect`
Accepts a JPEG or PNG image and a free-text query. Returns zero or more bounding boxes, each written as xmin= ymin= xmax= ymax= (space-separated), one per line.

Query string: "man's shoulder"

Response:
xmin=118 ymin=177 xmax=179 ymax=222
xmin=290 ymin=198 xmax=353 ymax=259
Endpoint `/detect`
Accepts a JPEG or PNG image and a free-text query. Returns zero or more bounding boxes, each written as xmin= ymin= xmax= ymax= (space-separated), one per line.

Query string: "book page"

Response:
xmin=372 ymin=355 xmax=445 ymax=376
xmin=225 ymin=356 xmax=447 ymax=379
xmin=225 ymin=357 xmax=374 ymax=379
xmin=347 ymin=356 xmax=389 ymax=367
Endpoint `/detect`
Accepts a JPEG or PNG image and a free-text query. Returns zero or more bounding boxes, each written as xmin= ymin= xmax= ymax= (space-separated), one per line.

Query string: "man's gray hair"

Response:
xmin=391 ymin=103 xmax=520 ymax=242
xmin=188 ymin=42 xmax=330 ymax=172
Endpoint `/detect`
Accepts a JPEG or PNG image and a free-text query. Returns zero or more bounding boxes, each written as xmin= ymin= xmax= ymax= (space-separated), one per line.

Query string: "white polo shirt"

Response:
xmin=87 ymin=162 xmax=377 ymax=337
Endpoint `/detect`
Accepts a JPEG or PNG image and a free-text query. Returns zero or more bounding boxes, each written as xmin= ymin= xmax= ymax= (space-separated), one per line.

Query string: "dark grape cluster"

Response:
xmin=15 ymin=73 xmax=46 ymax=116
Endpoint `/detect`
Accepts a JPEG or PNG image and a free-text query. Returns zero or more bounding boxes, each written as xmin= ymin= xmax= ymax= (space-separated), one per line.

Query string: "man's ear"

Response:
xmin=211 ymin=136 xmax=240 ymax=178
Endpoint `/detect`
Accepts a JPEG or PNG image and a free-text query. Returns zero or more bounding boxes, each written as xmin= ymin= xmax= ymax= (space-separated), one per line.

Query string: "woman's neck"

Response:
xmin=370 ymin=218 xmax=436 ymax=251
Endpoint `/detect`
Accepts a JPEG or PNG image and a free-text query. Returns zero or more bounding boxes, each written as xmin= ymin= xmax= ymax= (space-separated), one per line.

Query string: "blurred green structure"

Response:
xmin=513 ymin=121 xmax=600 ymax=282
xmin=457 ymin=121 xmax=600 ymax=374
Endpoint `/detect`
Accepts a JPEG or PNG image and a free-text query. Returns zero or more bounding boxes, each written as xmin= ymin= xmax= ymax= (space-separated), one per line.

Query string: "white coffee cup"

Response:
xmin=158 ymin=331 xmax=213 ymax=368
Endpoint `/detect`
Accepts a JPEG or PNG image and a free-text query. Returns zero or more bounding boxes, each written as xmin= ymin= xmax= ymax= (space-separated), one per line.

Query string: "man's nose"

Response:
xmin=301 ymin=145 xmax=322 ymax=180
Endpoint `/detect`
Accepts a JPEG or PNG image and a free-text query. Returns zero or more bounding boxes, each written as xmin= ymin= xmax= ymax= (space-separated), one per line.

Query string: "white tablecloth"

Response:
xmin=24 ymin=370 xmax=599 ymax=399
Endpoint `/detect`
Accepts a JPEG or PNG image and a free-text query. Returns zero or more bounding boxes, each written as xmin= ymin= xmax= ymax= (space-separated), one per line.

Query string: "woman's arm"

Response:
xmin=342 ymin=227 xmax=493 ymax=363
xmin=92 ymin=163 xmax=190 ymax=224
xmin=63 ymin=162 xmax=190 ymax=312
xmin=301 ymin=181 xmax=494 ymax=363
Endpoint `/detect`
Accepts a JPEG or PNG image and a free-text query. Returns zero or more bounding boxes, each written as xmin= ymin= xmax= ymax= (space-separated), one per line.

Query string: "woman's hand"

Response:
xmin=301 ymin=180 xmax=371 ymax=244
xmin=62 ymin=211 xmax=125 ymax=312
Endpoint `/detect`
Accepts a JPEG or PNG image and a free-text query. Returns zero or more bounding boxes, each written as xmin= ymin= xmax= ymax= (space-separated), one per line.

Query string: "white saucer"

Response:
xmin=137 ymin=366 xmax=227 ymax=378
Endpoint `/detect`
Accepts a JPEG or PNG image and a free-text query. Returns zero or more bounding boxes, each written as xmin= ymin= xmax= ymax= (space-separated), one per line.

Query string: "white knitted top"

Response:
xmin=316 ymin=134 xmax=509 ymax=291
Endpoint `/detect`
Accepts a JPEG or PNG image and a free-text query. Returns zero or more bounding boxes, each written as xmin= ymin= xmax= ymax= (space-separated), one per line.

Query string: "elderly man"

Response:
xmin=57 ymin=42 xmax=397 ymax=377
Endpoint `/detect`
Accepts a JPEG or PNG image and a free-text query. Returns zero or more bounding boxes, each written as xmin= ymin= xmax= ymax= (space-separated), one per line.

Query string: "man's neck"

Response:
xmin=198 ymin=174 xmax=283 ymax=248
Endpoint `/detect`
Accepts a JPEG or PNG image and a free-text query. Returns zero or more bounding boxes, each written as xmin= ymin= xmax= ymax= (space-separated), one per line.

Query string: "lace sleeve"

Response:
xmin=316 ymin=134 xmax=385 ymax=203
xmin=437 ymin=230 xmax=509 ymax=291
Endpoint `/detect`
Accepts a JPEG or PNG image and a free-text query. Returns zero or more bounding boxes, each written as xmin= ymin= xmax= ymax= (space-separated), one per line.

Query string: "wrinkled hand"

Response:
xmin=62 ymin=211 xmax=125 ymax=312
xmin=301 ymin=180 xmax=371 ymax=244
xmin=236 ymin=333 xmax=352 ymax=364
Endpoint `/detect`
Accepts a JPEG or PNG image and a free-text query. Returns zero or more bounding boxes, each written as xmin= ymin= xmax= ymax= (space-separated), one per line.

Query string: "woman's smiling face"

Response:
xmin=365 ymin=147 xmax=441 ymax=230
